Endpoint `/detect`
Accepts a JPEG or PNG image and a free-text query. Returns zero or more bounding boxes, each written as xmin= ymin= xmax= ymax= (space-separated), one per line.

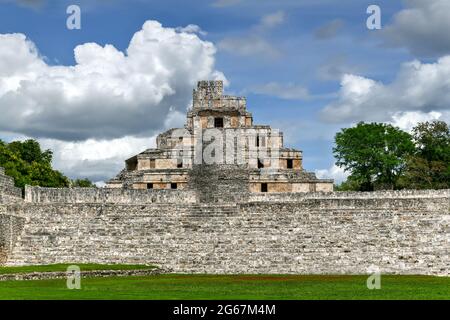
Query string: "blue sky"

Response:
xmin=0 ymin=0 xmax=449 ymax=183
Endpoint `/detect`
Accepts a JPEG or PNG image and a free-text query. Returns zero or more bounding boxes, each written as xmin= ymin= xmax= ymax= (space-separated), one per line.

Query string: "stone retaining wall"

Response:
xmin=2 ymin=195 xmax=448 ymax=275
xmin=0 ymin=268 xmax=164 ymax=281
xmin=0 ymin=168 xmax=22 ymax=204
xmin=0 ymin=213 xmax=25 ymax=264
xmin=1 ymin=167 xmax=449 ymax=275
xmin=24 ymin=186 xmax=198 ymax=204
xmin=248 ymin=189 xmax=450 ymax=201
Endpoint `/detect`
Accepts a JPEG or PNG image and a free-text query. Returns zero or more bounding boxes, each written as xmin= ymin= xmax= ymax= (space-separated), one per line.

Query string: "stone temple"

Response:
xmin=0 ymin=81 xmax=448 ymax=275
xmin=106 ymin=80 xmax=333 ymax=196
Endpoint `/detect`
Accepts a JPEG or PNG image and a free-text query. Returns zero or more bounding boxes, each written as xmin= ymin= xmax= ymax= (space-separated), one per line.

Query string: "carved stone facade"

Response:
xmin=107 ymin=81 xmax=333 ymax=193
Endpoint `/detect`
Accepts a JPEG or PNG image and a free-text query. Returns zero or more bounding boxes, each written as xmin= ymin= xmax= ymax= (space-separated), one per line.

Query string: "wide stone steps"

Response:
xmin=6 ymin=203 xmax=243 ymax=265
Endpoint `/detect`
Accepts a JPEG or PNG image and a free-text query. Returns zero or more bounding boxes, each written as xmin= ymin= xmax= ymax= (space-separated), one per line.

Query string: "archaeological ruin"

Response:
xmin=0 ymin=81 xmax=448 ymax=276
xmin=106 ymin=80 xmax=334 ymax=195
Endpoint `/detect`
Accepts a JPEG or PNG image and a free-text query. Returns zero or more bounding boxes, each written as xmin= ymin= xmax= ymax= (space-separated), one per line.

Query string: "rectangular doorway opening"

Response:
xmin=214 ymin=117 xmax=224 ymax=128
xmin=287 ymin=159 xmax=293 ymax=169
xmin=261 ymin=183 xmax=268 ymax=193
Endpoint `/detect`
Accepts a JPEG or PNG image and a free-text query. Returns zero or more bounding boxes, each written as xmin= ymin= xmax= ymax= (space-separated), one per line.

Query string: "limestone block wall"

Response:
xmin=1 ymin=166 xmax=449 ymax=274
xmin=2 ymin=192 xmax=449 ymax=275
xmin=24 ymin=186 xmax=198 ymax=204
xmin=0 ymin=167 xmax=22 ymax=204
xmin=0 ymin=212 xmax=25 ymax=264
xmin=248 ymin=189 xmax=450 ymax=202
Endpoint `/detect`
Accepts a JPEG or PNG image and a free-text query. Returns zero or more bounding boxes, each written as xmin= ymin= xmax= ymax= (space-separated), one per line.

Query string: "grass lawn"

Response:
xmin=0 ymin=263 xmax=155 ymax=275
xmin=0 ymin=274 xmax=448 ymax=300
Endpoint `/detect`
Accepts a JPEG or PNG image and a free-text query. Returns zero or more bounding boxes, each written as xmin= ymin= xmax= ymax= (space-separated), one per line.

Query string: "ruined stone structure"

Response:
xmin=0 ymin=168 xmax=24 ymax=264
xmin=107 ymin=80 xmax=334 ymax=194
xmin=0 ymin=81 xmax=448 ymax=275
xmin=0 ymin=167 xmax=449 ymax=275
xmin=0 ymin=167 xmax=22 ymax=204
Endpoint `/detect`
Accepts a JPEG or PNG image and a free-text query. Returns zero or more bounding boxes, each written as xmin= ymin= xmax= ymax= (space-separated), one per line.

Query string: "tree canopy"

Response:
xmin=402 ymin=121 xmax=450 ymax=189
xmin=334 ymin=121 xmax=450 ymax=191
xmin=71 ymin=178 xmax=96 ymax=188
xmin=333 ymin=122 xmax=415 ymax=191
xmin=0 ymin=139 xmax=95 ymax=190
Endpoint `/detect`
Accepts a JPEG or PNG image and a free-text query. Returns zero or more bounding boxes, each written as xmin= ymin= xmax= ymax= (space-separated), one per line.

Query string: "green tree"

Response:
xmin=334 ymin=176 xmax=361 ymax=191
xmin=0 ymin=139 xmax=69 ymax=190
xmin=402 ymin=121 xmax=450 ymax=189
xmin=7 ymin=140 xmax=52 ymax=165
xmin=333 ymin=122 xmax=415 ymax=191
xmin=71 ymin=178 xmax=96 ymax=188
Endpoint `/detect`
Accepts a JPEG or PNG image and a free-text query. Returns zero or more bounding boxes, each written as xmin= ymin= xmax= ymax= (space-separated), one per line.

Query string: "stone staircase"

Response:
xmin=185 ymin=204 xmax=239 ymax=216
xmin=188 ymin=164 xmax=249 ymax=203
xmin=5 ymin=202 xmax=241 ymax=267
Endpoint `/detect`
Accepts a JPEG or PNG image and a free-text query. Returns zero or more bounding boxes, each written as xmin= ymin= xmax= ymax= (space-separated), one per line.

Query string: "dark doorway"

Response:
xmin=147 ymin=183 xmax=153 ymax=189
xmin=214 ymin=117 xmax=224 ymax=128
xmin=171 ymin=183 xmax=177 ymax=189
xmin=287 ymin=159 xmax=293 ymax=169
xmin=258 ymin=159 xmax=264 ymax=169
xmin=261 ymin=183 xmax=268 ymax=193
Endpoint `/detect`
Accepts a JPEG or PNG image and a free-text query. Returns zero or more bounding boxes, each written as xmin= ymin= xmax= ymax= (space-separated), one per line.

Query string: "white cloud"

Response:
xmin=0 ymin=21 xmax=225 ymax=141
xmin=95 ymin=181 xmax=106 ymax=188
xmin=39 ymin=136 xmax=156 ymax=182
xmin=321 ymin=56 xmax=450 ymax=124
xmin=0 ymin=20 xmax=228 ymax=182
xmin=175 ymin=24 xmax=207 ymax=36
xmin=383 ymin=0 xmax=450 ymax=57
xmin=250 ymin=82 xmax=309 ymax=100
xmin=315 ymin=165 xmax=349 ymax=184
xmin=390 ymin=111 xmax=445 ymax=132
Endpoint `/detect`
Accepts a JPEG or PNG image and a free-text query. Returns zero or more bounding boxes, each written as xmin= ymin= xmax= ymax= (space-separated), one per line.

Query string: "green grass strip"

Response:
xmin=0 ymin=263 xmax=155 ymax=275
xmin=0 ymin=274 xmax=448 ymax=300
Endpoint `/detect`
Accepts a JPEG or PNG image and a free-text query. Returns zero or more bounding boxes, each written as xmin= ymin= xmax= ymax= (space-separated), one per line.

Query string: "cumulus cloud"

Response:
xmin=320 ymin=56 xmax=450 ymax=124
xmin=250 ymin=82 xmax=309 ymax=100
xmin=0 ymin=21 xmax=225 ymax=141
xmin=390 ymin=111 xmax=446 ymax=132
xmin=383 ymin=0 xmax=450 ymax=57
xmin=175 ymin=24 xmax=207 ymax=36
xmin=315 ymin=164 xmax=349 ymax=184
xmin=39 ymin=136 xmax=156 ymax=182
xmin=314 ymin=19 xmax=344 ymax=40
xmin=0 ymin=20 xmax=226 ymax=182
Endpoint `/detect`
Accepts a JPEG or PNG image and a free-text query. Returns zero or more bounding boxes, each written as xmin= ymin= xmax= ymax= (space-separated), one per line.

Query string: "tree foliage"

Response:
xmin=71 ymin=178 xmax=96 ymax=188
xmin=0 ymin=139 xmax=94 ymax=190
xmin=333 ymin=122 xmax=415 ymax=191
xmin=335 ymin=121 xmax=450 ymax=191
xmin=401 ymin=121 xmax=450 ymax=189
